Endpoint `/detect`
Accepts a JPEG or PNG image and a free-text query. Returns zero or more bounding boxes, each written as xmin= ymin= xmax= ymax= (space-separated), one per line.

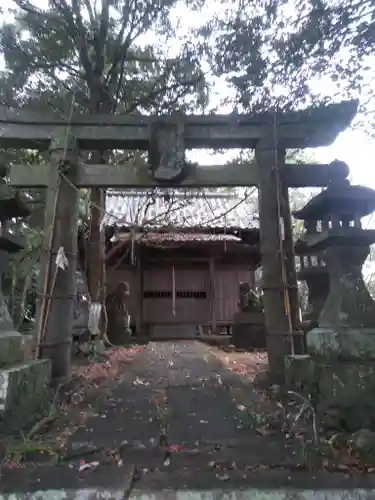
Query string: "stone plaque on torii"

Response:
xmin=0 ymin=99 xmax=359 ymax=381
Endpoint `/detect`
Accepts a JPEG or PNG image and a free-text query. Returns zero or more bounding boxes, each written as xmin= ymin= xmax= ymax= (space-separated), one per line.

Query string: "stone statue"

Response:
xmin=105 ymin=281 xmax=131 ymax=345
xmin=238 ymin=282 xmax=263 ymax=313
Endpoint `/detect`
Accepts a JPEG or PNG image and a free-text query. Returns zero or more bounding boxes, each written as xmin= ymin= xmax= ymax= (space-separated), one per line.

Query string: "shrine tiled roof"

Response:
xmin=104 ymin=189 xmax=257 ymax=229
xmin=115 ymin=231 xmax=243 ymax=245
xmin=139 ymin=232 xmax=240 ymax=242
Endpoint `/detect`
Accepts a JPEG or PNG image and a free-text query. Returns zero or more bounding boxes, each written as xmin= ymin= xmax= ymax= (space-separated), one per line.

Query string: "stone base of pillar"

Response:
xmin=285 ymin=354 xmax=375 ymax=432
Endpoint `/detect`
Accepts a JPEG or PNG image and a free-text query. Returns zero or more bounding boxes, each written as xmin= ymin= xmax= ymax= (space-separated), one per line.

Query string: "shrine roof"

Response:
xmin=107 ymin=229 xmax=260 ymax=259
xmin=117 ymin=232 xmax=241 ymax=242
xmin=104 ymin=189 xmax=257 ymax=229
xmin=112 ymin=228 xmax=260 ymax=249
xmin=293 ymin=184 xmax=375 ymax=220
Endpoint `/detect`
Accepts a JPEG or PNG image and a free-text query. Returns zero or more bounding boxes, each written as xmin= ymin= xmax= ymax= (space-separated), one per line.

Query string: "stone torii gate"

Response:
xmin=0 ymin=99 xmax=358 ymax=382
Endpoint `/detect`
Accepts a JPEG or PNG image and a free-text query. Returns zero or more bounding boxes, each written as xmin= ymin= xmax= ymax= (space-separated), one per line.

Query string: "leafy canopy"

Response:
xmin=0 ymin=0 xmax=207 ymax=114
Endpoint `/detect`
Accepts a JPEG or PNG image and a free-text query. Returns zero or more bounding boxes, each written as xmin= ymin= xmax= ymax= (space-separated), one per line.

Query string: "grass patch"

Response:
xmin=6 ymin=434 xmax=59 ymax=465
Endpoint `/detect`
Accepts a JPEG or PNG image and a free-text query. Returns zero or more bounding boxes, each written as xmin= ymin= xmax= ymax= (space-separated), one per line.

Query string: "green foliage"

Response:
xmin=0 ymin=0 xmax=210 ymax=324
xmin=0 ymin=0 xmax=208 ymax=115
xmin=199 ymin=0 xmax=374 ymax=122
xmin=0 ymin=0 xmax=371 ymax=328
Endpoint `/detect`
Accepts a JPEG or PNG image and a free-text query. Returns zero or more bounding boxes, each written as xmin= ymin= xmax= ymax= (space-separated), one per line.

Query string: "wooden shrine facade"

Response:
xmin=106 ymin=233 xmax=259 ymax=340
xmin=101 ymin=192 xmax=261 ymax=340
xmin=0 ymin=99 xmax=358 ymax=382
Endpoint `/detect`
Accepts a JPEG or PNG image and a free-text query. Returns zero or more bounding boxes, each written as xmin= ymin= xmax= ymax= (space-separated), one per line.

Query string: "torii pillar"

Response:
xmin=255 ymin=142 xmax=296 ymax=380
xmin=255 ymin=101 xmax=359 ymax=381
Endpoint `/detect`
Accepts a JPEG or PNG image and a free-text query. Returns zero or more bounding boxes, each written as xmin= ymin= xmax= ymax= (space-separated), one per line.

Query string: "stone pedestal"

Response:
xmin=307 ymin=245 xmax=375 ymax=356
xmin=231 ymin=312 xmax=266 ymax=349
xmin=286 ymin=247 xmax=375 ymax=431
xmin=308 ymin=327 xmax=375 ymax=358
xmin=0 ymin=186 xmax=52 ymax=432
xmin=0 ymin=359 xmax=51 ymax=432
xmin=0 ymin=316 xmax=51 ymax=432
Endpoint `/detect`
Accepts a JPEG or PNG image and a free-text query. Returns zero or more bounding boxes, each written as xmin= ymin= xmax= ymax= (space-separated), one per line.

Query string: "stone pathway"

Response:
xmin=4 ymin=341 xmax=375 ymax=496
xmin=65 ymin=341 xmax=295 ymax=466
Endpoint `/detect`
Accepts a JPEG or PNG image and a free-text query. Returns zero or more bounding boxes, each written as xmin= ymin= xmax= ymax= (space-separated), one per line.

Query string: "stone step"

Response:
xmin=149 ymin=324 xmax=196 ymax=339
xmin=0 ymin=331 xmax=25 ymax=367
xmin=3 ymin=462 xmax=375 ymax=498
xmin=1 ymin=463 xmax=134 ymax=496
xmin=0 ymin=359 xmax=51 ymax=432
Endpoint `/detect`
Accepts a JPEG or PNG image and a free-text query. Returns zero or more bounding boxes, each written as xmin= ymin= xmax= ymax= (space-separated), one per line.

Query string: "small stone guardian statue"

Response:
xmin=105 ymin=282 xmax=132 ymax=345
xmin=238 ymin=282 xmax=263 ymax=313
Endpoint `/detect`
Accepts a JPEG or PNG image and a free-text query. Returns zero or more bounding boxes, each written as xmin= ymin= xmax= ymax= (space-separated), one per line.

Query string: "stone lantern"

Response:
xmin=286 ymin=174 xmax=375 ymax=431
xmin=0 ymin=180 xmax=51 ymax=432
xmin=294 ymin=177 xmax=375 ymax=354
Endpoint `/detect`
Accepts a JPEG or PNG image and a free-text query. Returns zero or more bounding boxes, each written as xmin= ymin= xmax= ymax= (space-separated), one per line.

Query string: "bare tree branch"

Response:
xmin=13 ymin=0 xmax=62 ymax=23
xmin=82 ymin=0 xmax=96 ymax=25
xmin=69 ymin=0 xmax=95 ymax=87
xmin=105 ymin=0 xmax=162 ymax=100
xmin=105 ymin=0 xmax=139 ymax=95
xmin=94 ymin=0 xmax=110 ymax=76
xmin=124 ymin=74 xmax=203 ymax=113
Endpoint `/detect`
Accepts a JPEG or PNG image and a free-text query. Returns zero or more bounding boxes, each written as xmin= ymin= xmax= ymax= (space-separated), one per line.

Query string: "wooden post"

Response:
xmin=38 ymin=133 xmax=79 ymax=383
xmin=280 ymin=183 xmax=303 ymax=353
xmin=209 ymin=257 xmax=216 ymax=333
xmin=87 ymin=151 xmax=107 ymax=323
xmin=255 ymin=141 xmax=291 ymax=380
xmin=135 ymin=255 xmax=143 ymax=336
xmin=88 ymin=187 xmax=105 ymax=303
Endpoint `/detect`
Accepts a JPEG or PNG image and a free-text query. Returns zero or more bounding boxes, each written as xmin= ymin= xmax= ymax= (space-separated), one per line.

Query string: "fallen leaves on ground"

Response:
xmin=168 ymin=444 xmax=182 ymax=452
xmin=9 ymin=345 xmax=148 ymax=463
xmin=78 ymin=459 xmax=99 ymax=472
xmin=66 ymin=345 xmax=146 ymax=407
xmin=210 ymin=348 xmax=268 ymax=381
xmin=210 ymin=347 xmax=276 ymax=422
xmin=73 ymin=345 xmax=145 ymax=384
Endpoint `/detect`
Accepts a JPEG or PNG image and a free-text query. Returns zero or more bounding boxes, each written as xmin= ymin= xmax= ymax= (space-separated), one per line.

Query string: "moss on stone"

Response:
xmin=0 ymin=359 xmax=52 ymax=434
xmin=285 ymin=355 xmax=375 ymax=432
xmin=0 ymin=332 xmax=24 ymax=368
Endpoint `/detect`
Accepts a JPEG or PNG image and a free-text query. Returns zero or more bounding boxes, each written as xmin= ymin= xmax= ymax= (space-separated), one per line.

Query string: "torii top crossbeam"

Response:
xmin=0 ymin=99 xmax=358 ymax=150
